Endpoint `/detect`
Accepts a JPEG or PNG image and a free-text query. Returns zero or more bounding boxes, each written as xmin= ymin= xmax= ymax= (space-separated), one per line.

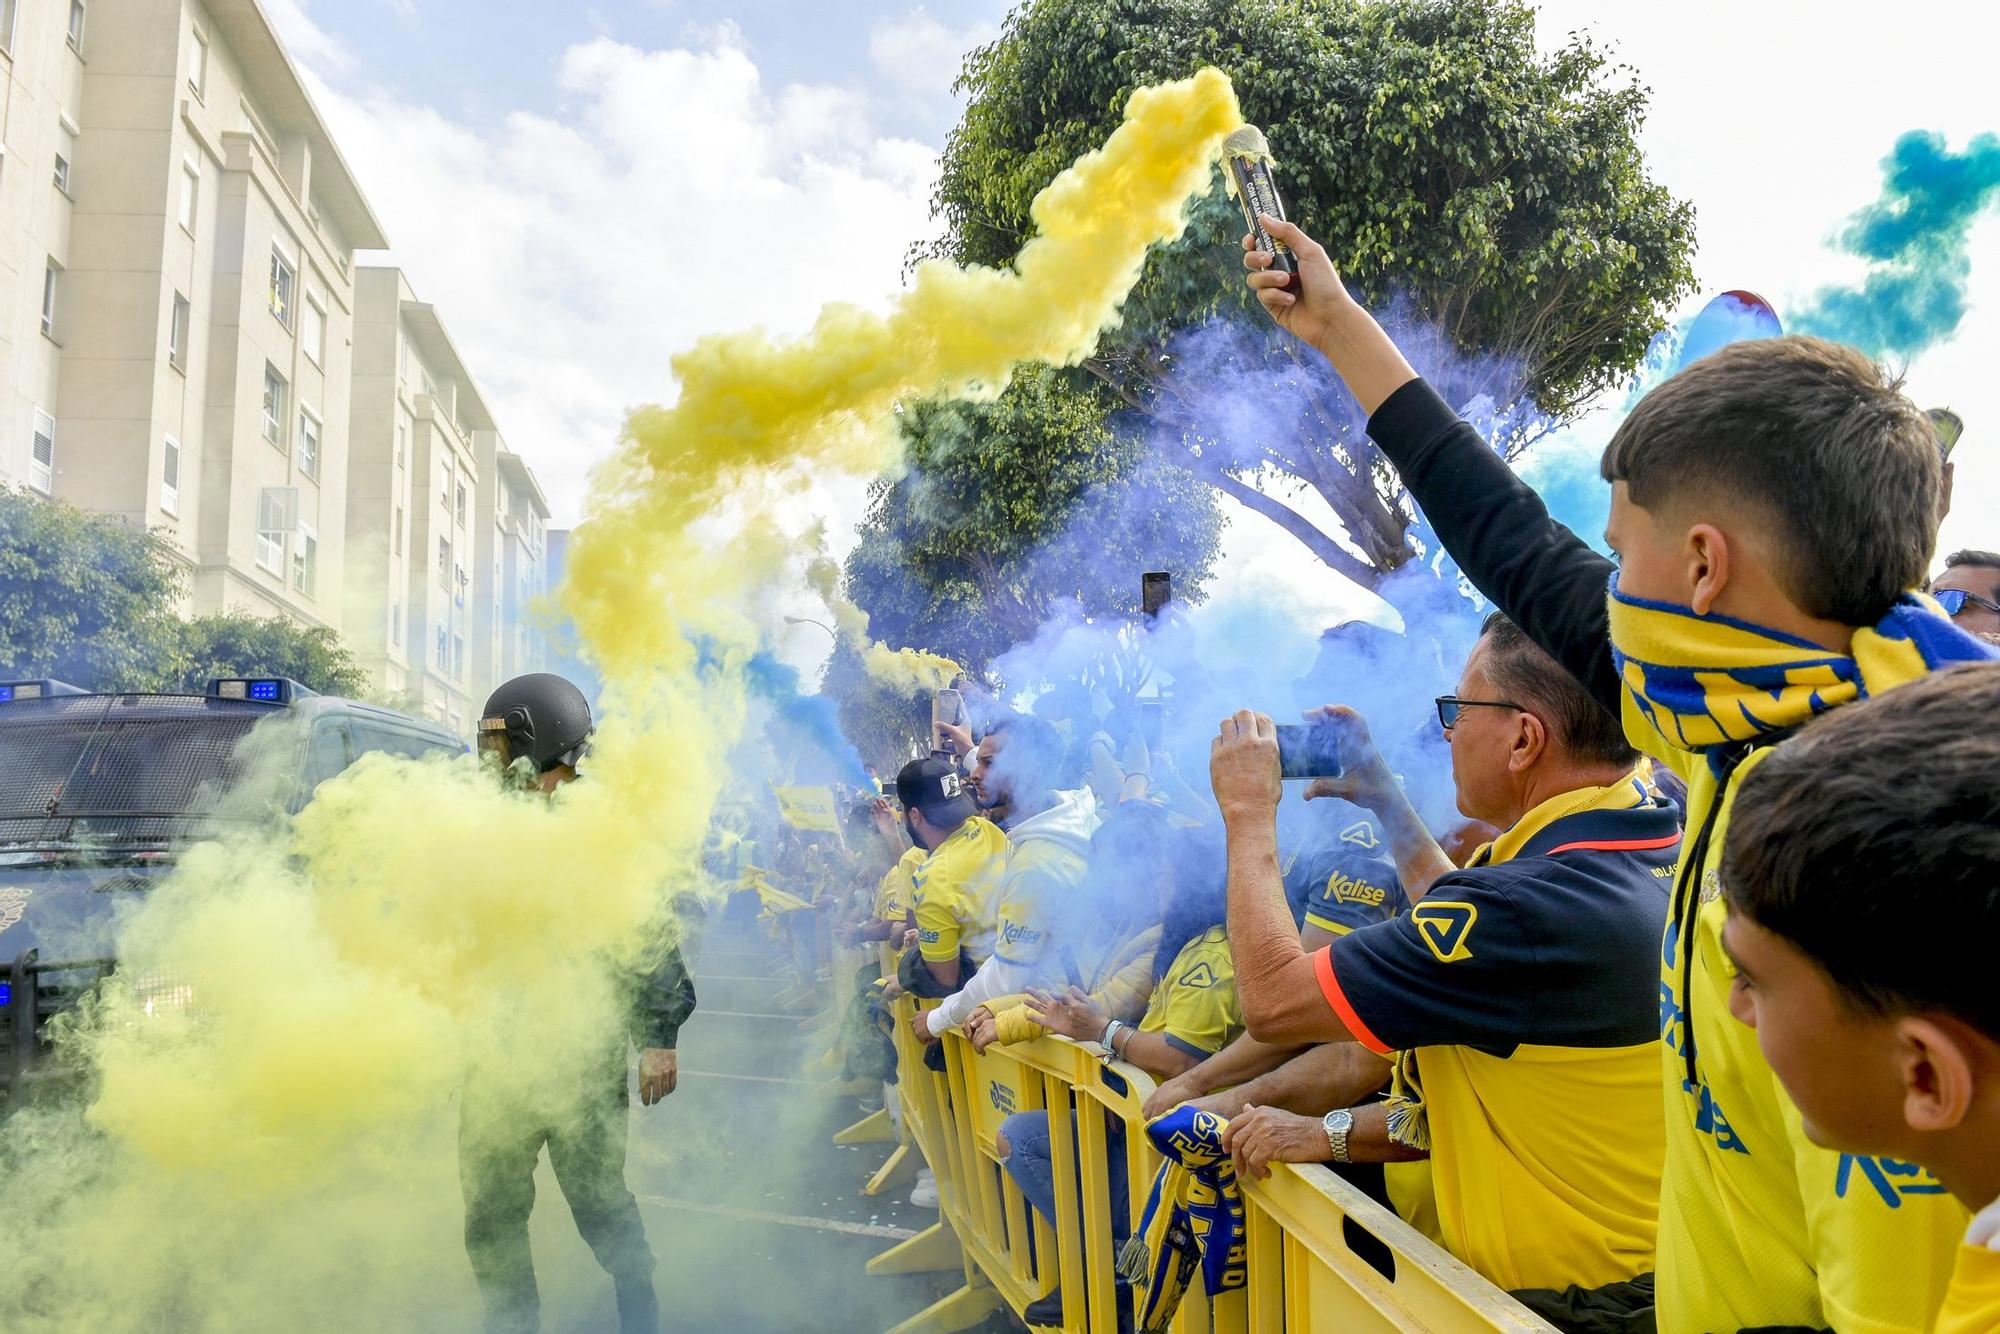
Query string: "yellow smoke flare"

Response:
xmin=0 ymin=68 xmax=1245 ymax=1329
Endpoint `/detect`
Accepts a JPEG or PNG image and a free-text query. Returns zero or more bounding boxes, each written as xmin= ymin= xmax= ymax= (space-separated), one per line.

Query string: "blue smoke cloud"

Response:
xmin=744 ymin=650 xmax=870 ymax=787
xmin=1794 ymin=129 xmax=2000 ymax=358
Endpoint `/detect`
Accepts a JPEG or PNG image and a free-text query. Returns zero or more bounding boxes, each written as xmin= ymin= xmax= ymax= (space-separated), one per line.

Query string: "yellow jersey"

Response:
xmin=1650 ymin=746 xmax=1967 ymax=1333
xmin=874 ymin=847 xmax=922 ymax=923
xmin=1316 ymin=778 xmax=1677 ymax=1292
xmin=1138 ymin=925 xmax=1244 ymax=1061
xmin=911 ymin=816 xmax=1007 ymax=966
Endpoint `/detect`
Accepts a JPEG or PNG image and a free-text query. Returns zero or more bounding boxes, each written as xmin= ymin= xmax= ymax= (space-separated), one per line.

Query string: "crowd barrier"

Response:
xmin=859 ymin=987 xmax=1555 ymax=1333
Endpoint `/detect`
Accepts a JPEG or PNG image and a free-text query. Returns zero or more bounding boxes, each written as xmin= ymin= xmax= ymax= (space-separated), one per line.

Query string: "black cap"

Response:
xmin=894 ymin=755 xmax=975 ymax=824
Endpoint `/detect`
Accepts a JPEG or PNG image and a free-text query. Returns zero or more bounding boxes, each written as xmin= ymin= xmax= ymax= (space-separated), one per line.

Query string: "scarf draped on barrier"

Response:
xmin=1606 ymin=582 xmax=1994 ymax=771
xmin=1117 ymin=1106 xmax=1246 ymax=1332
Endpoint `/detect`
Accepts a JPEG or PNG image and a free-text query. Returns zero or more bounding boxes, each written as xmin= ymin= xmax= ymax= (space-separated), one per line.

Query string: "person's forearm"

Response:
xmin=930 ymin=953 xmax=1038 ymax=1032
xmin=1369 ymin=786 xmax=1456 ymax=903
xmin=1305 ymin=299 xmax=1420 ymax=416
xmin=1113 ymin=1028 xmax=1201 ymax=1081
xmin=1340 ymin=1100 xmax=1429 ymax=1164
xmin=1238 ymin=1043 xmax=1391 ymax=1116
xmin=1222 ymin=807 xmax=1350 ymax=1044
xmin=1180 ymin=1033 xmax=1307 ymax=1099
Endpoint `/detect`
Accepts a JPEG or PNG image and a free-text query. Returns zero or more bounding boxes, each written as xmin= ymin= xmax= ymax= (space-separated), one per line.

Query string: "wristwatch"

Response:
xmin=1322 ymin=1109 xmax=1354 ymax=1164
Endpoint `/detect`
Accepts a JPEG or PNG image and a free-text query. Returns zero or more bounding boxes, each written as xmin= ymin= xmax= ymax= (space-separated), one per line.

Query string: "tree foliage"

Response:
xmin=0 ymin=488 xmax=368 ymax=698
xmin=0 ymin=487 xmax=186 ymax=690
xmin=932 ymin=0 xmax=1697 ymax=584
xmin=845 ymin=364 xmax=1223 ymax=676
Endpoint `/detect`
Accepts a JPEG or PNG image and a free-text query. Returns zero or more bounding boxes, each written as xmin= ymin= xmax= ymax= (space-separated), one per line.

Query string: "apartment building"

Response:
xmin=348 ymin=266 xmax=545 ymax=731
xmin=0 ymin=1 xmax=553 ymax=731
xmin=3 ymin=0 xmax=385 ymax=629
xmin=473 ymin=439 xmax=551 ymax=700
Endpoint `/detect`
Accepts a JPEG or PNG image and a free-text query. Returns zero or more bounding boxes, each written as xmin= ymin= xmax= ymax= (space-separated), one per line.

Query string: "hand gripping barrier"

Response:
xmin=866 ymin=994 xmax=1555 ymax=1333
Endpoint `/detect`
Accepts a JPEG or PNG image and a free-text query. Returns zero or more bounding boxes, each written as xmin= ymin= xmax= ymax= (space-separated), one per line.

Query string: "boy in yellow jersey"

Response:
xmin=1242 ymin=214 xmax=1994 ymax=1330
xmin=1212 ymin=617 xmax=1677 ymax=1304
xmin=894 ymin=755 xmax=1008 ymax=994
xmin=1717 ymin=663 xmax=2000 ymax=1334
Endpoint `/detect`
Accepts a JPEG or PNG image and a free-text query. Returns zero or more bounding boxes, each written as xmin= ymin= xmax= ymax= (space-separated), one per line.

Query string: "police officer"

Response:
xmin=460 ymin=673 xmax=696 ymax=1334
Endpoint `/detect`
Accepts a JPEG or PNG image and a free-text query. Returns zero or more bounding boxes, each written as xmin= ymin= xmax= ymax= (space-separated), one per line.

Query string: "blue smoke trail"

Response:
xmin=1794 ymin=129 xmax=2000 ymax=358
xmin=744 ymin=649 xmax=870 ymax=786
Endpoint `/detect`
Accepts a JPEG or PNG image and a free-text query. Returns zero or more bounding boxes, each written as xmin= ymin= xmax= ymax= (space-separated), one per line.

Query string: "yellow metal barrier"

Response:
xmin=871 ymin=990 xmax=1556 ymax=1334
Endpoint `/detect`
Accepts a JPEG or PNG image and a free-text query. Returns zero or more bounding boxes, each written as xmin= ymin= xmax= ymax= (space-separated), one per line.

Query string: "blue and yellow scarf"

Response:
xmin=1607 ymin=580 xmax=1994 ymax=769
xmin=1117 ymin=1106 xmax=1245 ymax=1332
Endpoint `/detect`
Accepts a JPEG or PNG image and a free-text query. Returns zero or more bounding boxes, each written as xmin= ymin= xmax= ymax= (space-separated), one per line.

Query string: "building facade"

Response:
xmin=0 ymin=1 xmax=550 ymax=733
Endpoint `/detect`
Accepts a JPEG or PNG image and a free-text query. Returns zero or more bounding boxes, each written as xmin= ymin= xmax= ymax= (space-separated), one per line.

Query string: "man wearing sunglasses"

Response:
xmin=1931 ymin=550 xmax=2000 ymax=643
xmin=1211 ymin=614 xmax=1683 ymax=1315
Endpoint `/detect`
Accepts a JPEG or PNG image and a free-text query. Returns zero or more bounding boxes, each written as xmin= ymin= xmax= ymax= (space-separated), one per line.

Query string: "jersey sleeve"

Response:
xmin=1315 ymin=873 xmax=1546 ymax=1055
xmin=1141 ymin=937 xmax=1243 ymax=1061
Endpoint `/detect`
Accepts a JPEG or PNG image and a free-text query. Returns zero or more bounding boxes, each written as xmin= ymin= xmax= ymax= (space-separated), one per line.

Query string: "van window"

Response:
xmin=307 ymin=719 xmax=354 ymax=787
xmin=350 ymin=720 xmax=459 ymax=762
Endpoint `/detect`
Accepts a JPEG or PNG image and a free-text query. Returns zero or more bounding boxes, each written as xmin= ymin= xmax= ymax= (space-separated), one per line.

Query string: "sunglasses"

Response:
xmin=1435 ymin=695 xmax=1526 ymax=730
xmin=1934 ymin=588 xmax=2000 ymax=619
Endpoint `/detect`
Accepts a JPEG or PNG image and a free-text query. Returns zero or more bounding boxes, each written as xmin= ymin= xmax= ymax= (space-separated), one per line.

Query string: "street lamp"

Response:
xmin=784 ymin=615 xmax=836 ymax=639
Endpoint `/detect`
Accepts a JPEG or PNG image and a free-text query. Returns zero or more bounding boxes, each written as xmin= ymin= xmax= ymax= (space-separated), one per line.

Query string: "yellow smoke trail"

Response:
xmin=804 ymin=552 xmax=961 ymax=693
xmin=0 ymin=67 xmax=1244 ymax=1330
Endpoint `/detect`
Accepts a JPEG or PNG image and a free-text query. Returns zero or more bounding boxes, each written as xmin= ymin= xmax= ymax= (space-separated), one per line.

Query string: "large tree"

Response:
xmin=932 ymin=0 xmax=1697 ymax=586
xmin=174 ymin=614 xmax=368 ymax=698
xmin=844 ymin=363 xmax=1223 ymax=676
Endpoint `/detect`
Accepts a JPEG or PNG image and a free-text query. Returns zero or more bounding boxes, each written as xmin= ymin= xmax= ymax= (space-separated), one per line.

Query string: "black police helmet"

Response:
xmin=479 ymin=673 xmax=592 ymax=774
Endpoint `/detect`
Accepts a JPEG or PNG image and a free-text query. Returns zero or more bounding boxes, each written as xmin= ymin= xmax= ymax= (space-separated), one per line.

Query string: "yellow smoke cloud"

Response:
xmin=0 ymin=68 xmax=1244 ymax=1328
xmin=803 ymin=552 xmax=961 ymax=693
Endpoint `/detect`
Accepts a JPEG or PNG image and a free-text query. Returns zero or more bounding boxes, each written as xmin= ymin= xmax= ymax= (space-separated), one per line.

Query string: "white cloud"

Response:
xmin=868 ymin=7 xmax=1000 ymax=102
xmin=260 ymin=0 xmax=353 ymax=74
xmin=302 ymin=33 xmax=941 ymax=530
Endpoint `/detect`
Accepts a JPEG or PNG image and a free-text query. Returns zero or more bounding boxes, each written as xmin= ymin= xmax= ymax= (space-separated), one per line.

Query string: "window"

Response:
xmin=65 ymin=0 xmax=83 ymax=54
xmin=292 ymin=522 xmax=317 ymax=596
xmin=29 ymin=409 xmax=54 ymax=494
xmin=187 ymin=25 xmax=207 ymax=97
xmin=168 ymin=291 xmax=190 ymax=371
xmin=0 ymin=0 xmax=18 ymax=55
xmin=454 ymin=481 xmax=467 ymax=527
xmin=394 ymin=421 xmax=406 ymax=469
xmin=161 ymin=435 xmax=180 ymax=515
xmin=393 ymin=504 xmax=404 ymax=556
xmin=41 ymin=260 xmax=58 ymax=339
xmin=436 ymin=535 xmax=449 ymax=579
xmin=53 ymin=133 xmax=71 ymax=193
xmin=451 ymin=633 xmax=465 ymax=681
xmin=434 ymin=625 xmax=448 ymax=671
xmin=390 ymin=600 xmax=402 ymax=647
xmin=268 ymin=245 xmax=295 ymax=328
xmin=178 ymin=158 xmax=198 ymax=232
xmin=255 ymin=487 xmax=291 ymax=574
xmin=302 ymin=291 xmax=325 ymax=365
xmin=452 ymin=563 xmax=466 ymax=609
xmin=296 ymin=407 xmax=320 ymax=480
xmin=262 ymin=363 xmax=287 ymax=444
xmin=439 ymin=458 xmax=452 ymax=508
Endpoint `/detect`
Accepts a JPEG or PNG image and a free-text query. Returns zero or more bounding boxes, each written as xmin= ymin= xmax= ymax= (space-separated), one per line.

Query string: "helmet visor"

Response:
xmin=476 ymin=718 xmax=515 ymax=767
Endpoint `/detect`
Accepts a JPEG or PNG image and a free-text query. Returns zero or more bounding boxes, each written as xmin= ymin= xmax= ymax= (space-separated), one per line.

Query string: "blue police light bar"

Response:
xmin=0 ymin=679 xmax=87 ymax=702
xmin=0 ymin=981 xmax=11 ymax=1006
xmin=206 ymin=678 xmax=318 ymax=705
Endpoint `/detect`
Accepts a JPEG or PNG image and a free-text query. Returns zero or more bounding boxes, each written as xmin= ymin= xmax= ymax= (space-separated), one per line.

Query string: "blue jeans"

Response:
xmin=998 ymin=1109 xmax=1130 ymax=1246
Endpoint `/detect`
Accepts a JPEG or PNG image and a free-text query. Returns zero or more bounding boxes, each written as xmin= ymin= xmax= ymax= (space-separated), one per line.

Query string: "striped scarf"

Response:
xmin=1607 ymin=580 xmax=1995 ymax=769
xmin=1117 ymin=1106 xmax=1245 ymax=1331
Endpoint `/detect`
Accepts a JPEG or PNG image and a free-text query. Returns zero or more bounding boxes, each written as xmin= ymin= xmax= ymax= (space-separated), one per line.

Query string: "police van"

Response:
xmin=0 ymin=677 xmax=462 ymax=1105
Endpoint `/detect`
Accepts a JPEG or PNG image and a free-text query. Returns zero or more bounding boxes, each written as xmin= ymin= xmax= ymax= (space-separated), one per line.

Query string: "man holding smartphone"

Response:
xmin=1209 ymin=615 xmax=1681 ymax=1312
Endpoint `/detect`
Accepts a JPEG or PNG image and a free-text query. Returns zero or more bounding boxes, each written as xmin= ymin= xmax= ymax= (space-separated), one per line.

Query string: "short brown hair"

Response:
xmin=1478 ymin=613 xmax=1636 ymax=769
xmin=1723 ymin=662 xmax=2000 ymax=1037
xmin=1600 ymin=336 xmax=1938 ymax=626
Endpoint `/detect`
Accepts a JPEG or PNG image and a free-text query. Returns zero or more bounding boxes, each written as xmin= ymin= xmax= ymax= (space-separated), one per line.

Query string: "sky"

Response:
xmin=266 ymin=0 xmax=2000 ymax=667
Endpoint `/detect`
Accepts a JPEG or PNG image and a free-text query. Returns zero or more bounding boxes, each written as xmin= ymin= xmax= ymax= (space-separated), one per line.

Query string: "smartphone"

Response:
xmin=1142 ymin=571 xmax=1172 ymax=619
xmin=931 ymin=688 xmax=966 ymax=755
xmin=1275 ymin=722 xmax=1345 ymax=780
